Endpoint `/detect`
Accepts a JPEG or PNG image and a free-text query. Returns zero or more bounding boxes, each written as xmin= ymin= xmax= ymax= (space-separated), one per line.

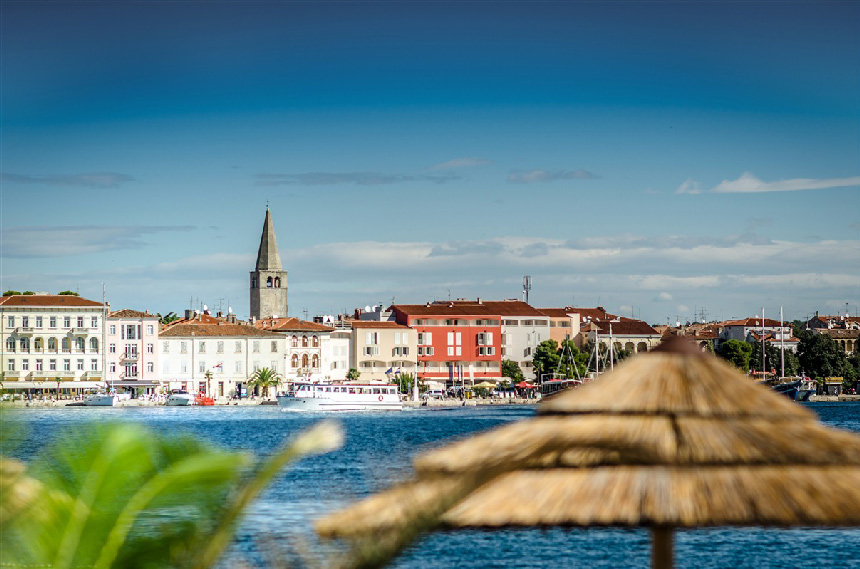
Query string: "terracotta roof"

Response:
xmin=0 ymin=295 xmax=103 ymax=307
xmin=351 ymin=321 xmax=412 ymax=330
xmin=723 ymin=318 xmax=784 ymax=327
xmin=255 ymin=317 xmax=334 ymax=333
xmin=392 ymin=299 xmax=543 ymax=318
xmin=109 ymin=309 xmax=154 ymax=318
xmin=161 ymin=314 xmax=281 ymax=338
xmin=818 ymin=329 xmax=860 ymax=339
xmin=592 ymin=319 xmax=659 ymax=336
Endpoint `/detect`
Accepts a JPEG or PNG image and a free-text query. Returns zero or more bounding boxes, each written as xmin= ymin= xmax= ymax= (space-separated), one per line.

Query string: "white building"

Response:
xmin=254 ymin=317 xmax=336 ymax=382
xmin=106 ymin=309 xmax=160 ymax=394
xmin=0 ymin=294 xmax=106 ymax=393
xmin=159 ymin=313 xmax=284 ymax=399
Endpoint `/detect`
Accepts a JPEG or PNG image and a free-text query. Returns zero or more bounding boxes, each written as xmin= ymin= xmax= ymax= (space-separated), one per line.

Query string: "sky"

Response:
xmin=1 ymin=0 xmax=858 ymax=325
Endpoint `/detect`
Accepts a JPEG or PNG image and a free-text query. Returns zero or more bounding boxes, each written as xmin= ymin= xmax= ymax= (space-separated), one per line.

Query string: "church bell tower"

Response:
xmin=250 ymin=207 xmax=288 ymax=320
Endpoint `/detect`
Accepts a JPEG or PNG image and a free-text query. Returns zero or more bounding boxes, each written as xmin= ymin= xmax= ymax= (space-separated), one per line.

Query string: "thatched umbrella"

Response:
xmin=317 ymin=337 xmax=860 ymax=568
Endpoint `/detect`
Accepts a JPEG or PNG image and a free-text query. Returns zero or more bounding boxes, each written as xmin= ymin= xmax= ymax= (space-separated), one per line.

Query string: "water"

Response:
xmin=4 ymin=403 xmax=860 ymax=568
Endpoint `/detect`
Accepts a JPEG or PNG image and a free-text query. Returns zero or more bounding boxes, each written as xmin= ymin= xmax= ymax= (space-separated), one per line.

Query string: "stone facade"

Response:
xmin=250 ymin=208 xmax=288 ymax=320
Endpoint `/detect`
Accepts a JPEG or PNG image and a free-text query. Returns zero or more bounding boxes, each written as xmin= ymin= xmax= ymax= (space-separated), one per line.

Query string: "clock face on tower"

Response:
xmin=250 ymin=208 xmax=288 ymax=320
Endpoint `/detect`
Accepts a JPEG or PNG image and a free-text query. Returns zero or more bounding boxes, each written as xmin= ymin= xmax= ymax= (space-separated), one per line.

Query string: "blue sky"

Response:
xmin=2 ymin=0 xmax=858 ymax=324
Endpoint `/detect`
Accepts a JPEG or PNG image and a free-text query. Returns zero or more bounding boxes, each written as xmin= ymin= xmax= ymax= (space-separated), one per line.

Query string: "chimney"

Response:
xmin=185 ymin=309 xmax=193 ymax=320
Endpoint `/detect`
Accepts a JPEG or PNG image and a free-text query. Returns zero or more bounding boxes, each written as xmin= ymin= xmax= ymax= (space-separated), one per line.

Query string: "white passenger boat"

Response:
xmin=277 ymin=382 xmax=402 ymax=411
xmin=166 ymin=390 xmax=195 ymax=406
xmin=84 ymin=393 xmax=119 ymax=406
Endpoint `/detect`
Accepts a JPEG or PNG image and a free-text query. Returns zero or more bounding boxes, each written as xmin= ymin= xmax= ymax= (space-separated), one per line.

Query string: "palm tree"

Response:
xmin=346 ymin=368 xmax=360 ymax=381
xmin=248 ymin=367 xmax=282 ymax=398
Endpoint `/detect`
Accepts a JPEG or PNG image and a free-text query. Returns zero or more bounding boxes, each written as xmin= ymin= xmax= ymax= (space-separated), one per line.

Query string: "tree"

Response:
xmin=844 ymin=352 xmax=860 ymax=390
xmin=22 ymin=291 xmax=35 ymax=295
xmin=749 ymin=341 xmax=800 ymax=377
xmin=157 ymin=311 xmax=179 ymax=326
xmin=57 ymin=290 xmax=79 ymax=296
xmin=501 ymin=360 xmax=524 ymax=382
xmin=797 ymin=331 xmax=847 ymax=380
xmin=397 ymin=372 xmax=416 ymax=394
xmin=558 ymin=339 xmax=589 ymax=379
xmin=346 ymin=368 xmax=360 ymax=381
xmin=715 ymin=340 xmax=753 ymax=371
xmin=3 ymin=290 xmax=21 ymax=296
xmin=532 ymin=340 xmax=560 ymax=380
xmin=248 ymin=367 xmax=282 ymax=398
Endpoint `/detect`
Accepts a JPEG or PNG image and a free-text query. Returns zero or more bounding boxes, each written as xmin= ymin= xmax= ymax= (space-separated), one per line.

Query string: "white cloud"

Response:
xmin=1 ymin=226 xmax=195 ymax=258
xmin=657 ymin=292 xmax=673 ymax=301
xmin=712 ymin=172 xmax=860 ymax=193
xmin=507 ymin=169 xmax=596 ymax=183
xmin=1 ymin=171 xmax=135 ymax=189
xmin=676 ymin=178 xmax=702 ymax=194
xmin=428 ymin=157 xmax=493 ymax=170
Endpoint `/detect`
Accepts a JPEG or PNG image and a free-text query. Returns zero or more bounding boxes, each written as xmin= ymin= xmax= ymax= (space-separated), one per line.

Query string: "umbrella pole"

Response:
xmin=651 ymin=527 xmax=674 ymax=569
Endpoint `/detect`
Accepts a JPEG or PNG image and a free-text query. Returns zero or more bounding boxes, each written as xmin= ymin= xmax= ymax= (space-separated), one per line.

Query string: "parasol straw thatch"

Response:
xmin=316 ymin=337 xmax=860 ymax=569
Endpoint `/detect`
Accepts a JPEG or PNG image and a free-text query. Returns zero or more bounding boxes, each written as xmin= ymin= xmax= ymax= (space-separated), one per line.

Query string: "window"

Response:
xmin=20 ymin=338 xmax=29 ymax=352
xmin=36 ymin=359 xmax=43 ymax=371
xmin=162 ymin=341 xmax=169 ymax=353
xmin=418 ymin=332 xmax=433 ymax=345
xmin=90 ymin=337 xmax=99 ymax=352
xmin=291 ymin=354 xmax=299 ymax=368
xmin=363 ymin=346 xmax=379 ymax=356
xmin=92 ymin=317 xmax=98 ymax=328
xmin=109 ymin=325 xmax=116 ymax=335
xmin=63 ymin=359 xmax=71 ymax=372
xmin=291 ymin=336 xmax=298 ymax=348
xmin=217 ymin=341 xmax=224 ymax=354
xmin=77 ymin=317 xmax=84 ymax=328
xmin=7 ymin=360 xmax=14 ymax=371
xmin=48 ymin=338 xmax=57 ymax=351
xmin=146 ymin=325 xmax=154 ymax=335
xmin=62 ymin=338 xmax=71 ymax=352
xmin=312 ymin=336 xmax=319 ymax=348
xmin=253 ymin=361 xmax=260 ymax=372
xmin=418 ymin=346 xmax=435 ymax=356
xmin=235 ymin=341 xmax=242 ymax=353
xmin=75 ymin=337 xmax=84 ymax=352
xmin=180 ymin=361 xmax=187 ymax=374
xmin=301 ymin=354 xmax=308 ymax=368
xmin=271 ymin=341 xmax=278 ymax=352
xmin=365 ymin=332 xmax=379 ymax=345
xmin=477 ymin=332 xmax=493 ymax=346
xmin=503 ymin=320 xmax=518 ymax=326
xmin=49 ymin=359 xmax=57 ymax=371
xmin=125 ymin=364 xmax=138 ymax=378
xmin=162 ymin=361 xmax=170 ymax=374
xmin=34 ymin=338 xmax=42 ymax=351
xmin=479 ymin=346 xmax=496 ymax=356
xmin=301 ymin=336 xmax=308 ymax=347
xmin=64 ymin=317 xmax=70 ymax=328
xmin=199 ymin=341 xmax=206 ymax=353
xmin=5 ymin=338 xmax=14 ymax=352
xmin=312 ymin=354 xmax=319 ymax=368
xmin=447 ymin=332 xmax=462 ymax=345
xmin=109 ymin=343 xmax=116 ymax=354
xmin=6 ymin=316 xmax=14 ymax=327
xmin=49 ymin=316 xmax=57 ymax=328
xmin=91 ymin=360 xmax=98 ymax=371
xmin=147 ymin=362 xmax=154 ymax=373
xmin=109 ymin=363 xmax=116 ymax=373
xmin=252 ymin=341 xmax=260 ymax=353
xmin=235 ymin=361 xmax=242 ymax=373
xmin=146 ymin=343 xmax=154 ymax=354
xmin=35 ymin=316 xmax=43 ymax=328
xmin=180 ymin=342 xmax=187 ymax=354
xmin=22 ymin=316 xmax=29 ymax=328
xmin=22 ymin=359 xmax=29 ymax=371
xmin=125 ymin=344 xmax=137 ymax=357
xmin=270 ymin=360 xmax=278 ymax=371
xmin=77 ymin=359 xmax=84 ymax=371
xmin=199 ymin=361 xmax=206 ymax=373
xmin=125 ymin=325 xmax=136 ymax=340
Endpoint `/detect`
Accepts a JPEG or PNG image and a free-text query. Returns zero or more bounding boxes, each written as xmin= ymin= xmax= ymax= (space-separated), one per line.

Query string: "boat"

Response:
xmin=166 ymin=390 xmax=195 ymax=406
xmin=84 ymin=393 xmax=119 ymax=406
xmin=771 ymin=377 xmax=816 ymax=401
xmin=276 ymin=382 xmax=402 ymax=411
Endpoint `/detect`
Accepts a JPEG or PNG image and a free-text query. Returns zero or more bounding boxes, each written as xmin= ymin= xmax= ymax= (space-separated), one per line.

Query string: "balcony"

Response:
xmin=15 ymin=327 xmax=34 ymax=335
xmin=120 ymin=352 xmax=139 ymax=361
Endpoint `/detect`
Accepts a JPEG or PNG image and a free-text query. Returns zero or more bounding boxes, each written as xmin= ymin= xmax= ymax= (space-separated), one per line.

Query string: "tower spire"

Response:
xmin=255 ymin=207 xmax=282 ymax=271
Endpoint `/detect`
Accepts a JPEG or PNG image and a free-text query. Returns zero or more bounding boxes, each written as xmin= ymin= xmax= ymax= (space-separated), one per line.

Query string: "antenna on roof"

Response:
xmin=522 ymin=276 xmax=532 ymax=304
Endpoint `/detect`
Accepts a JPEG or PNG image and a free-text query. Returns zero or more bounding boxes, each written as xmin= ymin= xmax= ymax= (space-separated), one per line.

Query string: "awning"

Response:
xmin=1 ymin=381 xmax=107 ymax=390
xmin=110 ymin=381 xmax=161 ymax=387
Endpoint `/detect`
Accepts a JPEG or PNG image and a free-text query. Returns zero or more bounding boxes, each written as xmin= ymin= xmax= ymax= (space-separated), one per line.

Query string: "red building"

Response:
xmin=390 ymin=300 xmax=503 ymax=388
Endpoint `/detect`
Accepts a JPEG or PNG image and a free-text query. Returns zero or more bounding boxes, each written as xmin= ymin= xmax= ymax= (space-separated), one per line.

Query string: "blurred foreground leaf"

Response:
xmin=0 ymin=419 xmax=343 ymax=569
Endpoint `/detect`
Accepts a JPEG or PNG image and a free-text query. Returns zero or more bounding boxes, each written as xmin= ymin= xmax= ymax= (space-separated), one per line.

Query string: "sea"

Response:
xmin=4 ymin=402 xmax=860 ymax=568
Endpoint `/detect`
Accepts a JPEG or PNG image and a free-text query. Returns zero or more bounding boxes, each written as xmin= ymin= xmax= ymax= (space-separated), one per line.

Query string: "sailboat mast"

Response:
xmin=761 ymin=307 xmax=766 ymax=378
xmin=609 ymin=323 xmax=614 ymax=371
xmin=780 ymin=306 xmax=785 ymax=378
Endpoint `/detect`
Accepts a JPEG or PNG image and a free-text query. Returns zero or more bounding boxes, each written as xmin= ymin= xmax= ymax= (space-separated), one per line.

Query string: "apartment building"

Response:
xmin=106 ymin=309 xmax=160 ymax=394
xmin=0 ymin=294 xmax=106 ymax=392
xmin=390 ymin=300 xmax=503 ymax=388
xmin=350 ymin=321 xmax=417 ymax=383
xmin=159 ymin=312 xmax=284 ymax=398
xmin=254 ymin=316 xmax=335 ymax=382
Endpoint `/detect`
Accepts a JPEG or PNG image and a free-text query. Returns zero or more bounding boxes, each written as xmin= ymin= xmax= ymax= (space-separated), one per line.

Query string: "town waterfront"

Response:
xmin=4 ymin=403 xmax=860 ymax=568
